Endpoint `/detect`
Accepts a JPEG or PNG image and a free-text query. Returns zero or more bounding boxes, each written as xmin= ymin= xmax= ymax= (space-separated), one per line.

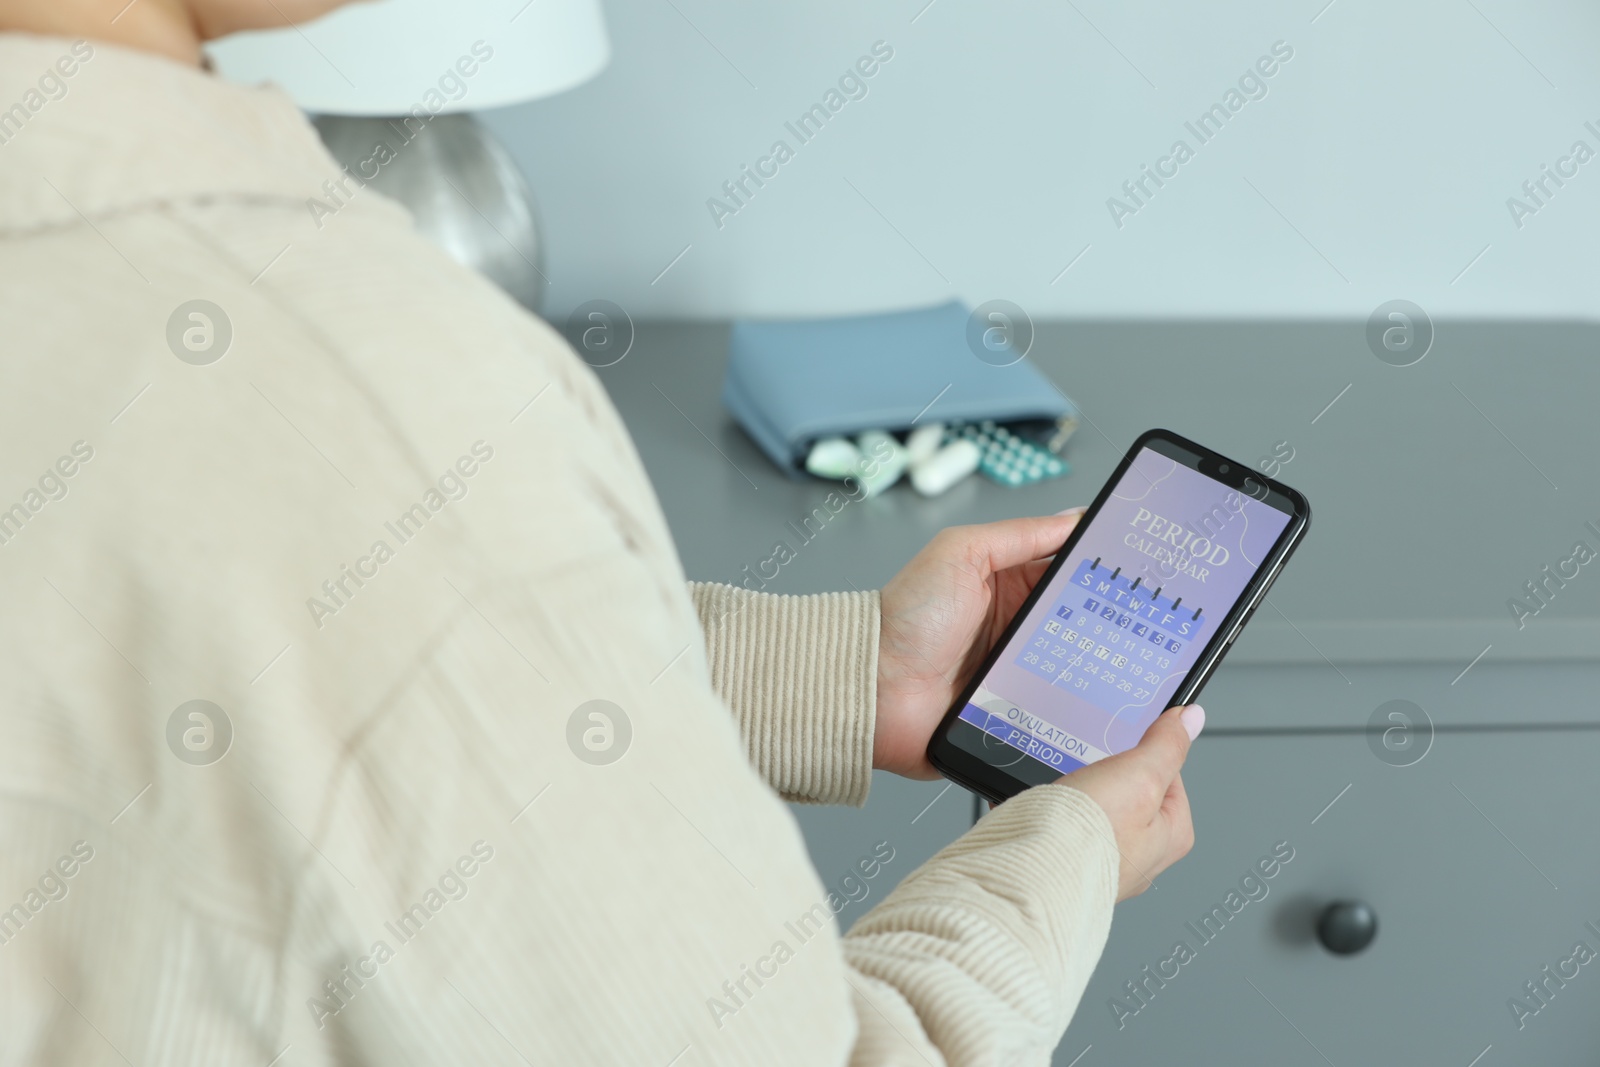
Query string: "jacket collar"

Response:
xmin=0 ymin=33 xmax=338 ymax=235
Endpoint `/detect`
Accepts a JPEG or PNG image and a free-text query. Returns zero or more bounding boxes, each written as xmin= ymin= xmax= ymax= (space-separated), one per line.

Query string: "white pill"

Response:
xmin=911 ymin=439 xmax=982 ymax=497
xmin=905 ymin=422 xmax=945 ymax=466
xmin=805 ymin=436 xmax=863 ymax=479
xmin=855 ymin=430 xmax=909 ymax=497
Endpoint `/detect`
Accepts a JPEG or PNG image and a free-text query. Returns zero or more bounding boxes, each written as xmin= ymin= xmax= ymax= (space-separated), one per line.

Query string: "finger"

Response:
xmin=1126 ymin=705 xmax=1201 ymax=791
xmin=1020 ymin=557 xmax=1056 ymax=586
xmin=1028 ymin=508 xmax=1086 ymax=564
xmin=1162 ymin=769 xmax=1189 ymax=815
xmin=1161 ymin=771 xmax=1195 ymax=862
xmin=961 ymin=511 xmax=1085 ymax=574
xmin=1159 ymin=771 xmax=1192 ymax=842
xmin=1015 ymin=513 xmax=1086 ymax=580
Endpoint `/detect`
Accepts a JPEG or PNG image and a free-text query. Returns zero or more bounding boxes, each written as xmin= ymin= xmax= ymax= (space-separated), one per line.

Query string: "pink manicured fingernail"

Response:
xmin=1056 ymin=506 xmax=1087 ymax=517
xmin=1180 ymin=705 xmax=1205 ymax=740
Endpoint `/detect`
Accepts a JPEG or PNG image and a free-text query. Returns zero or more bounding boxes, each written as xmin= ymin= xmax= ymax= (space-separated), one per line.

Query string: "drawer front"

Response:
xmin=1058 ymin=729 xmax=1600 ymax=1065
xmin=1202 ymin=660 xmax=1600 ymax=731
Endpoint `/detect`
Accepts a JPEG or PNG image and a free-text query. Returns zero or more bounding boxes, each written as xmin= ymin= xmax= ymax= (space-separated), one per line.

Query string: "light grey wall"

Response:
xmin=480 ymin=0 xmax=1600 ymax=321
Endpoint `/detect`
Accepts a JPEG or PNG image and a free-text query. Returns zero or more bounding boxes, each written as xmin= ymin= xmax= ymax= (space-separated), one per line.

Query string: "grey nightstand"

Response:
xmin=587 ymin=319 xmax=1600 ymax=1065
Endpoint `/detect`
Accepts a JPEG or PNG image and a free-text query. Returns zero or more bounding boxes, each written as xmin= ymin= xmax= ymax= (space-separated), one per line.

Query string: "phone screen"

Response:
xmin=954 ymin=440 xmax=1296 ymax=773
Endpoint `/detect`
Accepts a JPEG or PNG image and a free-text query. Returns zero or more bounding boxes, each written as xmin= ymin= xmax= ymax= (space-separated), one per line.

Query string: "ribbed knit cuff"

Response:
xmin=842 ymin=784 xmax=1120 ymax=1057
xmin=688 ymin=582 xmax=879 ymax=807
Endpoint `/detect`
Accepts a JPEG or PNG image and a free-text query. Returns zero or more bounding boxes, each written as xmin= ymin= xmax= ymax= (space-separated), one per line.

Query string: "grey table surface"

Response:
xmin=582 ymin=318 xmax=1600 ymax=665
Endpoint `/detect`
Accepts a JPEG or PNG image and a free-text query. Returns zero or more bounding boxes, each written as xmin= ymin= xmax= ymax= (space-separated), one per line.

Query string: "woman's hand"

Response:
xmin=875 ymin=511 xmax=1203 ymax=897
xmin=874 ymin=510 xmax=1084 ymax=779
xmin=1063 ymin=704 xmax=1202 ymax=901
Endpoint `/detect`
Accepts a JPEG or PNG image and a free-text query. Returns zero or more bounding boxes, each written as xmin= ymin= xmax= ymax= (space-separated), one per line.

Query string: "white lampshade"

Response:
xmin=206 ymin=0 xmax=610 ymax=115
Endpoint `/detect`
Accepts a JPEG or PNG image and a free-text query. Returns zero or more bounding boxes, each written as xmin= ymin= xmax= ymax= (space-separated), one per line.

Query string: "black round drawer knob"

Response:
xmin=1316 ymin=900 xmax=1378 ymax=955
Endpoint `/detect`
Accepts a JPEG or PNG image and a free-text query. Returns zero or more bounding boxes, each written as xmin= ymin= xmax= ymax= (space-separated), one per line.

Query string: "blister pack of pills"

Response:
xmin=951 ymin=421 xmax=1070 ymax=487
xmin=805 ymin=416 xmax=1074 ymax=497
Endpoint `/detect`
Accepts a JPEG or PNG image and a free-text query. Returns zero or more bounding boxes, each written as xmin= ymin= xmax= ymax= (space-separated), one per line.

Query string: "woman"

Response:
xmin=0 ymin=2 xmax=1199 ymax=1062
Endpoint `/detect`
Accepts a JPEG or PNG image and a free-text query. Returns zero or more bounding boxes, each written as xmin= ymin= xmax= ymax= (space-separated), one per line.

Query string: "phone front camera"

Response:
xmin=1218 ymin=463 xmax=1230 ymax=474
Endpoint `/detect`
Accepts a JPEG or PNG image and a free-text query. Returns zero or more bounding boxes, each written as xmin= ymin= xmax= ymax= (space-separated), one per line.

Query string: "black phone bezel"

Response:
xmin=925 ymin=427 xmax=1311 ymax=805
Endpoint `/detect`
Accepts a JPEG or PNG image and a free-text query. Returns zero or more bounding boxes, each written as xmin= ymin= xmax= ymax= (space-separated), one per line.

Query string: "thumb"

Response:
xmin=964 ymin=511 xmax=1084 ymax=574
xmin=1119 ymin=704 xmax=1203 ymax=791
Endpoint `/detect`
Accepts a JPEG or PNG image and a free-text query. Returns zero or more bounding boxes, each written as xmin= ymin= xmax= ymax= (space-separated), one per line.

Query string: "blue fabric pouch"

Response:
xmin=722 ymin=301 xmax=1075 ymax=478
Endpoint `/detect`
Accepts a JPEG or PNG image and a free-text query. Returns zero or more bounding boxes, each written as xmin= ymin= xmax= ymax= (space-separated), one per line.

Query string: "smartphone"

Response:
xmin=927 ymin=428 xmax=1310 ymax=804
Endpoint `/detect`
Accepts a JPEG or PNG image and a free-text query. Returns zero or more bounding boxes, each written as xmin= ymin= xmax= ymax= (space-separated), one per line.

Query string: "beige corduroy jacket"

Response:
xmin=0 ymin=34 xmax=1117 ymax=1066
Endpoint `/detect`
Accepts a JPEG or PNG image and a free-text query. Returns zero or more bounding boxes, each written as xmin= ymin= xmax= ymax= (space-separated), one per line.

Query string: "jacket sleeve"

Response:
xmin=688 ymin=581 xmax=879 ymax=807
xmin=841 ymin=784 xmax=1120 ymax=1065
xmin=691 ymin=579 xmax=1120 ymax=1064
